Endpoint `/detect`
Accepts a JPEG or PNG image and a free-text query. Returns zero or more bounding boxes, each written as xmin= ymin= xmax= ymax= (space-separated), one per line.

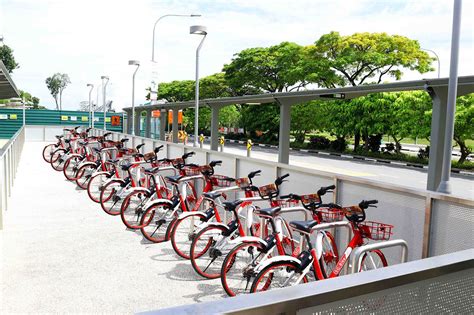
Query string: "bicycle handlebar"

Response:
xmin=209 ymin=160 xmax=222 ymax=167
xmin=275 ymin=173 xmax=290 ymax=186
xmin=154 ymin=145 xmax=164 ymax=153
xmin=182 ymin=152 xmax=195 ymax=159
xmin=317 ymin=184 xmax=335 ymax=196
xmin=248 ymin=170 xmax=261 ymax=179
xmin=359 ymin=199 xmax=378 ymax=209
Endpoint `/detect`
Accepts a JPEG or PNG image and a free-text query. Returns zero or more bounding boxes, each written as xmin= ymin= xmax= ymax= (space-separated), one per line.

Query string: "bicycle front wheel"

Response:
xmin=359 ymin=249 xmax=388 ymax=271
xmin=63 ymin=156 xmax=83 ymax=180
xmin=100 ymin=180 xmax=127 ymax=215
xmin=50 ymin=149 xmax=67 ymax=171
xmin=139 ymin=202 xmax=178 ymax=243
xmin=319 ymin=231 xmax=339 ymax=278
xmin=75 ymin=164 xmax=97 ymax=189
xmin=250 ymin=261 xmax=307 ymax=293
xmin=87 ymin=173 xmax=111 ymax=203
xmin=221 ymin=241 xmax=267 ymax=296
xmin=190 ymin=225 xmax=231 ymax=279
xmin=42 ymin=144 xmax=56 ymax=163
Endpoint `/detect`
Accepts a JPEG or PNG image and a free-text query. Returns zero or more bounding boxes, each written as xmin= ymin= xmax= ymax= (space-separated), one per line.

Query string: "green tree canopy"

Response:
xmin=0 ymin=44 xmax=19 ymax=73
xmin=45 ymin=73 xmax=70 ymax=110
xmin=308 ymin=32 xmax=434 ymax=87
xmin=453 ymin=94 xmax=474 ymax=163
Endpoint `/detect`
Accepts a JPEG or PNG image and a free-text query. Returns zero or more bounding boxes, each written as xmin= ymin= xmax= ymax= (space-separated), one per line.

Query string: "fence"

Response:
xmin=0 ymin=126 xmax=25 ymax=229
xmin=0 ymin=108 xmax=124 ymax=138
xmin=89 ymin=128 xmax=473 ymax=263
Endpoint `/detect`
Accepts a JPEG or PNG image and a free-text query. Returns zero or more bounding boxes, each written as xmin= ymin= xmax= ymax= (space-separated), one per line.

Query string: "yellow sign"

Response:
xmin=219 ymin=136 xmax=225 ymax=145
xmin=61 ymin=115 xmax=68 ymax=121
xmin=10 ymin=114 xmax=18 ymax=119
xmin=199 ymin=134 xmax=205 ymax=143
xmin=247 ymin=139 xmax=253 ymax=150
xmin=105 ymin=117 xmax=111 ymax=122
xmin=82 ymin=116 xmax=88 ymax=122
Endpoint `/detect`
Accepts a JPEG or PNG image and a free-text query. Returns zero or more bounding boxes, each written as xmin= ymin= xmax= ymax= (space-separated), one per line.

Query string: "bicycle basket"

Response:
xmin=183 ymin=165 xmax=201 ymax=176
xmin=316 ymin=207 xmax=345 ymax=223
xmin=210 ymin=175 xmax=235 ymax=187
xmin=143 ymin=152 xmax=156 ymax=163
xmin=258 ymin=183 xmax=278 ymax=199
xmin=359 ymin=221 xmax=393 ymax=241
xmin=235 ymin=177 xmax=251 ymax=189
xmin=301 ymin=193 xmax=321 ymax=205
xmin=272 ymin=199 xmax=300 ymax=208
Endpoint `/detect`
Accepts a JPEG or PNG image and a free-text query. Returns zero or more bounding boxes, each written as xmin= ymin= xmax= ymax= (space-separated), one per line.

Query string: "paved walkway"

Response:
xmin=1 ymin=142 xmax=223 ymax=314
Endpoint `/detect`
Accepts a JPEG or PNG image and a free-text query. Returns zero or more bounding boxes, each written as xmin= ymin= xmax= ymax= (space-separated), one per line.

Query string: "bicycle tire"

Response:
xmin=359 ymin=249 xmax=388 ymax=271
xmin=99 ymin=179 xmax=127 ymax=215
xmin=120 ymin=189 xmax=151 ymax=229
xmin=318 ymin=231 xmax=339 ymax=278
xmin=221 ymin=241 xmax=267 ymax=296
xmin=250 ymin=260 xmax=308 ymax=293
xmin=139 ymin=202 xmax=178 ymax=243
xmin=87 ymin=172 xmax=111 ymax=203
xmin=190 ymin=225 xmax=230 ymax=279
xmin=42 ymin=144 xmax=56 ymax=163
xmin=63 ymin=156 xmax=83 ymax=180
xmin=75 ymin=164 xmax=97 ymax=189
xmin=50 ymin=149 xmax=67 ymax=171
xmin=170 ymin=213 xmax=208 ymax=260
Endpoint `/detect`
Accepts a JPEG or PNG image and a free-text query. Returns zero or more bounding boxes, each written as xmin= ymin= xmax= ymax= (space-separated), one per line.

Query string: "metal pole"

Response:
xmin=102 ymin=77 xmax=109 ymax=130
xmin=437 ymin=0 xmax=462 ymax=194
xmin=131 ymin=65 xmax=140 ymax=136
xmin=93 ymin=82 xmax=101 ymax=129
xmin=422 ymin=48 xmax=441 ymax=78
xmin=88 ymin=84 xmax=93 ymax=128
xmin=194 ymin=34 xmax=207 ymax=147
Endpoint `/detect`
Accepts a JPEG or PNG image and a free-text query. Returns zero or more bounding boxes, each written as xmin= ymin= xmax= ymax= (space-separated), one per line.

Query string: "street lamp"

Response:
xmin=150 ymin=14 xmax=201 ymax=102
xmin=129 ymin=60 xmax=140 ymax=136
xmin=101 ymin=76 xmax=109 ymax=130
xmin=87 ymin=84 xmax=94 ymax=128
xmin=190 ymin=25 xmax=207 ymax=147
xmin=421 ymin=48 xmax=441 ymax=78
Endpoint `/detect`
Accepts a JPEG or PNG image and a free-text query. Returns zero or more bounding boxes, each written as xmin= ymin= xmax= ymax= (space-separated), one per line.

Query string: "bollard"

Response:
xmin=219 ymin=136 xmax=225 ymax=152
xmin=199 ymin=134 xmax=204 ymax=149
xmin=246 ymin=139 xmax=253 ymax=157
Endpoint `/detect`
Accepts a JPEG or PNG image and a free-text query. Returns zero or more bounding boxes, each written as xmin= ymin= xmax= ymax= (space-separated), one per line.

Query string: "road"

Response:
xmin=203 ymin=142 xmax=473 ymax=200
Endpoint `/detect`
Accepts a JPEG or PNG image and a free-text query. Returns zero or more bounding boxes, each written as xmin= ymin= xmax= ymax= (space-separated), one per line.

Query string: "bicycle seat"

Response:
xmin=121 ymin=164 xmax=132 ymax=171
xmin=254 ymin=207 xmax=281 ymax=218
xmin=223 ymin=200 xmax=243 ymax=212
xmin=289 ymin=220 xmax=319 ymax=233
xmin=107 ymin=159 xmax=120 ymax=164
xmin=165 ymin=175 xmax=184 ymax=184
xmin=93 ymin=148 xmax=101 ymax=153
xmin=203 ymin=192 xmax=222 ymax=200
xmin=55 ymin=135 xmax=64 ymax=139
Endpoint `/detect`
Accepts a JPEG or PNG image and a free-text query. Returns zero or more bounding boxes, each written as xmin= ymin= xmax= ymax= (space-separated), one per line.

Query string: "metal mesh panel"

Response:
xmin=338 ymin=181 xmax=425 ymax=263
xmin=208 ymin=153 xmax=235 ymax=178
xmin=297 ymin=268 xmax=474 ymax=314
xmin=167 ymin=144 xmax=184 ymax=159
xmin=430 ymin=200 xmax=474 ymax=256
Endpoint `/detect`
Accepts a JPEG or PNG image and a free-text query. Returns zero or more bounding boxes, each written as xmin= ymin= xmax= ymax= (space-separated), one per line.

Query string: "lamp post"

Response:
xmin=129 ymin=60 xmax=140 ymax=136
xmin=93 ymin=82 xmax=102 ymax=129
xmin=190 ymin=25 xmax=207 ymax=147
xmin=421 ymin=48 xmax=441 ymax=78
xmin=151 ymin=14 xmax=201 ymax=102
xmin=101 ymin=76 xmax=109 ymax=130
xmin=87 ymin=84 xmax=94 ymax=128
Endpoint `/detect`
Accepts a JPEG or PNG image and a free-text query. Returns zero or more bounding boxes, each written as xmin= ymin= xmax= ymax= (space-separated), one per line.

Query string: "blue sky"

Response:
xmin=0 ymin=0 xmax=473 ymax=111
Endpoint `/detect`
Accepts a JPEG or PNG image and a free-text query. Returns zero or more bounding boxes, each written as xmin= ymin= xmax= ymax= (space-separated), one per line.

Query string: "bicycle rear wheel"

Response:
xmin=250 ymin=261 xmax=307 ymax=293
xmin=139 ymin=202 xmax=178 ymax=243
xmin=221 ymin=241 xmax=267 ymax=296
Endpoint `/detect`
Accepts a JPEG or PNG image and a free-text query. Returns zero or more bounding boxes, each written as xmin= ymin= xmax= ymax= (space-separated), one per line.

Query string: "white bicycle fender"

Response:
xmin=197 ymin=222 xmax=229 ymax=232
xmin=126 ymin=187 xmax=151 ymax=194
xmin=256 ymin=255 xmax=302 ymax=271
xmin=146 ymin=198 xmax=174 ymax=207
xmin=177 ymin=211 xmax=206 ymax=220
xmin=315 ymin=231 xmax=326 ymax=260
xmin=228 ymin=236 xmax=268 ymax=247
xmin=103 ymin=177 xmax=124 ymax=186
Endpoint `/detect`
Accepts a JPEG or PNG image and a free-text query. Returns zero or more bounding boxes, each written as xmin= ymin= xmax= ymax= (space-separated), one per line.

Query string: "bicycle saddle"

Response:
xmin=144 ymin=167 xmax=159 ymax=174
xmin=165 ymin=175 xmax=184 ymax=184
xmin=289 ymin=220 xmax=319 ymax=233
xmin=223 ymin=200 xmax=243 ymax=212
xmin=55 ymin=135 xmax=64 ymax=139
xmin=107 ymin=159 xmax=120 ymax=164
xmin=203 ymin=192 xmax=222 ymax=200
xmin=254 ymin=207 xmax=281 ymax=218
xmin=121 ymin=164 xmax=132 ymax=171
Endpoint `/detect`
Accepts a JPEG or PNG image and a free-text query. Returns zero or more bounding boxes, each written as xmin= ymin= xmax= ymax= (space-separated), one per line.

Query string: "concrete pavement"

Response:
xmin=1 ymin=142 xmax=225 ymax=314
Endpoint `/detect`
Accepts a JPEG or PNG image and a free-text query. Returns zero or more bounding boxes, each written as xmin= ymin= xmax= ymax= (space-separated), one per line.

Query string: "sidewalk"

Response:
xmin=1 ymin=142 xmax=224 ymax=313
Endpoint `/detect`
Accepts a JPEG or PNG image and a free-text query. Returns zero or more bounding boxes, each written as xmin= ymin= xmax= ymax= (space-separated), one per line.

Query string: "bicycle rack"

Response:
xmin=350 ymin=239 xmax=409 ymax=274
xmin=310 ymin=221 xmax=353 ymax=275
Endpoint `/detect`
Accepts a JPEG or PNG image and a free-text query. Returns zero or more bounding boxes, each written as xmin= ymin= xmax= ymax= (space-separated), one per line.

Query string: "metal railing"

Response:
xmin=89 ymin=128 xmax=474 ymax=264
xmin=139 ymin=249 xmax=473 ymax=315
xmin=0 ymin=126 xmax=25 ymax=229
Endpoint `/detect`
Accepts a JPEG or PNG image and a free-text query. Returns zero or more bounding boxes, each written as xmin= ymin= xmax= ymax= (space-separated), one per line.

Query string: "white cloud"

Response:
xmin=0 ymin=0 xmax=472 ymax=111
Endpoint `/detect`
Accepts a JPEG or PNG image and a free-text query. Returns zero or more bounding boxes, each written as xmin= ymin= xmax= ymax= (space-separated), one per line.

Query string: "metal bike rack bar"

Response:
xmin=350 ymin=239 xmax=409 ymax=274
xmin=280 ymin=206 xmax=310 ymax=221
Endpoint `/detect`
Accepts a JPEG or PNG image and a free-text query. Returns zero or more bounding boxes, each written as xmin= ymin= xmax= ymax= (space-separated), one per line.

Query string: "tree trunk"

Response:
xmin=59 ymin=89 xmax=63 ymax=111
xmin=454 ymin=137 xmax=471 ymax=164
xmin=363 ymin=130 xmax=369 ymax=151
xmin=394 ymin=137 xmax=402 ymax=154
xmin=354 ymin=131 xmax=360 ymax=151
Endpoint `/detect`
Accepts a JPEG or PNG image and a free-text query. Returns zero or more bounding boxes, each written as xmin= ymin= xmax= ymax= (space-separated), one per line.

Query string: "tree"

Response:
xmin=453 ymin=94 xmax=474 ymax=163
xmin=307 ymin=31 xmax=433 ymax=151
xmin=19 ymin=90 xmax=45 ymax=109
xmin=290 ymin=102 xmax=323 ymax=143
xmin=45 ymin=73 xmax=70 ymax=110
xmin=0 ymin=45 xmax=19 ymax=73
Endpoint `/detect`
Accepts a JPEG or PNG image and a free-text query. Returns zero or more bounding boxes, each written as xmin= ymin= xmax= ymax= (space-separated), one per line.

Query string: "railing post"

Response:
xmin=422 ymin=196 xmax=434 ymax=258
